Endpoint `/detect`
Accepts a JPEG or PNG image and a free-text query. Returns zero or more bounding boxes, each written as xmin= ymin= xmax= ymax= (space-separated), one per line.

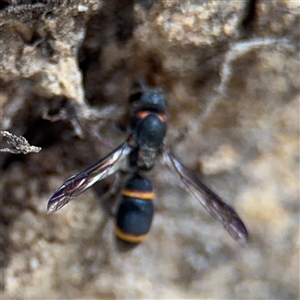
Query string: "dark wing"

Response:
xmin=164 ymin=148 xmax=248 ymax=246
xmin=47 ymin=141 xmax=132 ymax=215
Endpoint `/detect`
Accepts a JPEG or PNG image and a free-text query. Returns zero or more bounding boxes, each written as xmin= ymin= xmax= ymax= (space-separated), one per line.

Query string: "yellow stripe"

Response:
xmin=115 ymin=227 xmax=148 ymax=243
xmin=122 ymin=189 xmax=155 ymax=200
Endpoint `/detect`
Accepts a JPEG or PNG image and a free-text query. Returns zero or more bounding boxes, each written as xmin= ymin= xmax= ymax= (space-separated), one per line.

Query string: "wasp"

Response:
xmin=47 ymin=83 xmax=248 ymax=246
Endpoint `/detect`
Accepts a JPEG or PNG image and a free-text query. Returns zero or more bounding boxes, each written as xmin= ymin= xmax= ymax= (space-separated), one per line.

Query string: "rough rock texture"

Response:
xmin=0 ymin=0 xmax=299 ymax=299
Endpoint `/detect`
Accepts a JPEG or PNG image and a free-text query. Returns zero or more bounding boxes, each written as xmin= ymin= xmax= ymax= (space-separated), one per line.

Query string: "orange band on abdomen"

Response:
xmin=115 ymin=227 xmax=148 ymax=243
xmin=122 ymin=189 xmax=155 ymax=200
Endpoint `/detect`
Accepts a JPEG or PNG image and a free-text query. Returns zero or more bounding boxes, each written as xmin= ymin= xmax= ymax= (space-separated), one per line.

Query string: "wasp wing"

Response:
xmin=164 ymin=148 xmax=248 ymax=246
xmin=47 ymin=141 xmax=132 ymax=215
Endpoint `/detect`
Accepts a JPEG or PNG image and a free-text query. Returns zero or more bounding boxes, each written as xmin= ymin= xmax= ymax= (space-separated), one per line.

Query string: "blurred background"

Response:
xmin=0 ymin=0 xmax=299 ymax=299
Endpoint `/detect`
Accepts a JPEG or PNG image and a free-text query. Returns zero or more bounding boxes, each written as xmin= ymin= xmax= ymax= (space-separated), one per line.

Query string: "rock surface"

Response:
xmin=0 ymin=1 xmax=299 ymax=299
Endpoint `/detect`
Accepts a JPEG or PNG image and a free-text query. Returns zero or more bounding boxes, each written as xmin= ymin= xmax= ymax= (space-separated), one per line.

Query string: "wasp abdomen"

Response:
xmin=115 ymin=174 xmax=155 ymax=244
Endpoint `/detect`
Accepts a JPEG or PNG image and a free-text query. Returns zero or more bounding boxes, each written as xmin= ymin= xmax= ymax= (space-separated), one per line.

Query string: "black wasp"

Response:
xmin=47 ymin=83 xmax=248 ymax=246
